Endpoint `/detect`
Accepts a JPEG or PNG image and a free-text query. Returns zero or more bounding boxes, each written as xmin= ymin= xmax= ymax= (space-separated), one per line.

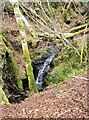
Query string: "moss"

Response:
xmin=22 ymin=41 xmax=37 ymax=92
xmin=5 ymin=52 xmax=24 ymax=90
xmin=50 ymin=2 xmax=60 ymax=9
xmin=48 ymin=47 xmax=87 ymax=85
xmin=1 ymin=32 xmax=23 ymax=90
xmin=16 ymin=13 xmax=20 ymax=17
xmin=13 ymin=1 xmax=37 ymax=92
xmin=0 ymin=87 xmax=9 ymax=105
xmin=52 ymin=59 xmax=60 ymax=67
xmin=17 ymin=79 xmax=23 ymax=90
xmin=18 ymin=20 xmax=25 ymax=31
xmin=21 ymin=35 xmax=26 ymax=41
xmin=13 ymin=3 xmax=19 ymax=9
xmin=26 ymin=55 xmax=37 ymax=92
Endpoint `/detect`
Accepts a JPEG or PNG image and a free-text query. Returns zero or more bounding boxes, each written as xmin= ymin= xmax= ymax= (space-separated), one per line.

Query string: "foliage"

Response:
xmin=1 ymin=1 xmax=88 ymax=103
xmin=48 ymin=46 xmax=87 ymax=84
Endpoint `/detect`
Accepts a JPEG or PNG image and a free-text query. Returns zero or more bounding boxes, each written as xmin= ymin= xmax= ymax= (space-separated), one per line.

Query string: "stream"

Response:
xmin=1 ymin=45 xmax=58 ymax=103
xmin=34 ymin=46 xmax=58 ymax=91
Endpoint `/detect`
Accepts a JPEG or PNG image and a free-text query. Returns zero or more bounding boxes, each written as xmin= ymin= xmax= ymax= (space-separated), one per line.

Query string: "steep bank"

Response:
xmin=0 ymin=71 xmax=88 ymax=119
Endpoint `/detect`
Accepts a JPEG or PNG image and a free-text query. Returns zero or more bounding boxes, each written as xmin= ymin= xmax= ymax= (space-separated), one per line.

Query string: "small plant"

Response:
xmin=48 ymin=45 xmax=87 ymax=85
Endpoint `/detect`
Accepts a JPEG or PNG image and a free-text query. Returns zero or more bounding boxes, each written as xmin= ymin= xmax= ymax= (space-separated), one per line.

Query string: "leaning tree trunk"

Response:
xmin=9 ymin=0 xmax=37 ymax=92
xmin=0 ymin=35 xmax=9 ymax=105
xmin=0 ymin=33 xmax=23 ymax=90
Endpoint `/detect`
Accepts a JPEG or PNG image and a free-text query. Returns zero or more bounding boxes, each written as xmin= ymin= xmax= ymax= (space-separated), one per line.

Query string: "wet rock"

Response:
xmin=34 ymin=47 xmax=58 ymax=91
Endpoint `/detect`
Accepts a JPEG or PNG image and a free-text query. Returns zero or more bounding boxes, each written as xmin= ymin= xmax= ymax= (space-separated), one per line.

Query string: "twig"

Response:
xmin=20 ymin=4 xmax=47 ymax=25
xmin=65 ymin=28 xmax=89 ymax=38
xmin=68 ymin=23 xmax=89 ymax=32
xmin=73 ymin=76 xmax=89 ymax=81
xmin=38 ymin=1 xmax=52 ymax=23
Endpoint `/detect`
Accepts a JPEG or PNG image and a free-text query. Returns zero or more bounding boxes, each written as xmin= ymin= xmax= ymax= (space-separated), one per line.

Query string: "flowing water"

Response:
xmin=0 ymin=45 xmax=58 ymax=103
xmin=35 ymin=47 xmax=58 ymax=90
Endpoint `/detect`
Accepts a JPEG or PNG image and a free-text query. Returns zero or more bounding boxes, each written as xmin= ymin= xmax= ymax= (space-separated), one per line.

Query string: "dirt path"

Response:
xmin=0 ymin=71 xmax=89 ymax=119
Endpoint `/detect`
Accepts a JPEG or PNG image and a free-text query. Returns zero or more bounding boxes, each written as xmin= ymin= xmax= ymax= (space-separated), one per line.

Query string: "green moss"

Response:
xmin=13 ymin=3 xmax=19 ymax=9
xmin=1 ymin=32 xmax=23 ymax=90
xmin=21 ymin=35 xmax=26 ymax=41
xmin=17 ymin=79 xmax=23 ymax=90
xmin=0 ymin=87 xmax=9 ymax=105
xmin=50 ymin=2 xmax=60 ymax=9
xmin=16 ymin=13 xmax=20 ymax=17
xmin=62 ymin=11 xmax=70 ymax=23
xmin=6 ymin=53 xmax=24 ymax=90
xmin=30 ymin=49 xmax=48 ymax=61
xmin=22 ymin=42 xmax=37 ymax=92
xmin=52 ymin=59 xmax=60 ymax=67
xmin=18 ymin=20 xmax=25 ymax=31
xmin=48 ymin=47 xmax=87 ymax=85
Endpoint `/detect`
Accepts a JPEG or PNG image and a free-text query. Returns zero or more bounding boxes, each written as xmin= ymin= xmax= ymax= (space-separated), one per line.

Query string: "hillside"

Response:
xmin=0 ymin=1 xmax=89 ymax=119
xmin=0 ymin=71 xmax=88 ymax=119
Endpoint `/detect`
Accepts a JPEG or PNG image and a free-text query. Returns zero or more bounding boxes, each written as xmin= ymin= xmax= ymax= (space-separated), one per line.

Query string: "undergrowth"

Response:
xmin=48 ymin=46 xmax=87 ymax=84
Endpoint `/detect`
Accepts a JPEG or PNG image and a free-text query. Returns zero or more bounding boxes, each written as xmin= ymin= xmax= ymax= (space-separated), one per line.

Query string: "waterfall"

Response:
xmin=35 ymin=47 xmax=58 ymax=90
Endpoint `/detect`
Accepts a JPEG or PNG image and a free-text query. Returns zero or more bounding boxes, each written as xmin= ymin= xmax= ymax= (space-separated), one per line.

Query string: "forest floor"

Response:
xmin=0 ymin=3 xmax=89 ymax=119
xmin=0 ymin=71 xmax=89 ymax=119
